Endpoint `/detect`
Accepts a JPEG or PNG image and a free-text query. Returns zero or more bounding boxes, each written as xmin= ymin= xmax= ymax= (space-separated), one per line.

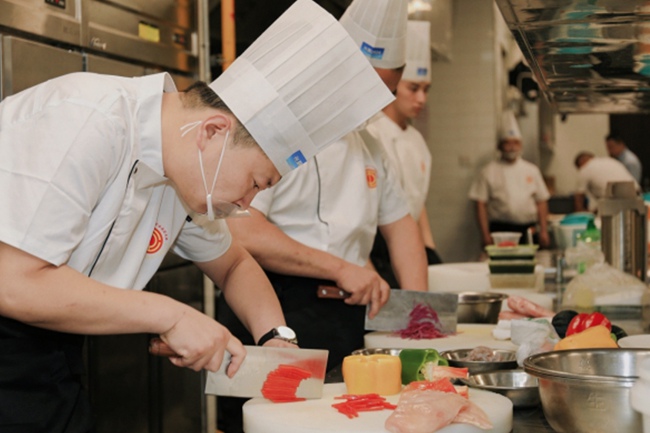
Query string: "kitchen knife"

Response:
xmin=150 ymin=340 xmax=328 ymax=399
xmin=365 ymin=289 xmax=458 ymax=333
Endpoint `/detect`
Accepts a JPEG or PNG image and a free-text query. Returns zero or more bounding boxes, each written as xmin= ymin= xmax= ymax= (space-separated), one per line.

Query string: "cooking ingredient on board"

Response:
xmin=462 ymin=346 xmax=503 ymax=362
xmin=551 ymin=310 xmax=579 ymax=338
xmin=394 ymin=303 xmax=451 ymax=340
xmin=565 ymin=312 xmax=612 ymax=336
xmin=331 ymin=393 xmax=397 ymax=419
xmin=500 ymin=296 xmax=554 ymax=320
xmin=554 ymin=324 xmax=618 ymax=350
xmin=260 ymin=364 xmax=313 ymax=403
xmin=399 ymin=349 xmax=447 ymax=384
xmin=404 ymin=379 xmax=469 ymax=398
xmin=342 ymin=354 xmax=402 ymax=395
xmin=385 ymin=381 xmax=493 ymax=432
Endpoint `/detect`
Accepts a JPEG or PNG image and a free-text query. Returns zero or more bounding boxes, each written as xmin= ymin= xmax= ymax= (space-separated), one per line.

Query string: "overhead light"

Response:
xmin=408 ymin=0 xmax=432 ymax=15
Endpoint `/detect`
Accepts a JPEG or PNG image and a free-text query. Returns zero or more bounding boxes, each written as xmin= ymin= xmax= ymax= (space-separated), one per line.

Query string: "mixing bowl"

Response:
xmin=461 ymin=370 xmax=539 ymax=408
xmin=351 ymin=348 xmax=402 ymax=356
xmin=457 ymin=292 xmax=508 ymax=324
xmin=440 ymin=348 xmax=517 ymax=374
xmin=524 ymin=348 xmax=650 ymax=433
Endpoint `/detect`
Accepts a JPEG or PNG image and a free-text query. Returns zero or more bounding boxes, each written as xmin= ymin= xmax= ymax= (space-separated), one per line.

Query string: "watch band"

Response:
xmin=256 ymin=326 xmax=298 ymax=346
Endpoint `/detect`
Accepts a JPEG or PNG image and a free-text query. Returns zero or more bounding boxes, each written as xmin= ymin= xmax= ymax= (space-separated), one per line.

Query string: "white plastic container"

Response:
xmin=631 ymin=357 xmax=650 ymax=433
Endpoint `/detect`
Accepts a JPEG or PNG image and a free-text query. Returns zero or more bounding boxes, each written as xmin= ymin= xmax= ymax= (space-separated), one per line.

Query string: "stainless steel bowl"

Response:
xmin=461 ymin=370 xmax=539 ymax=407
xmin=457 ymin=292 xmax=508 ymax=324
xmin=461 ymin=370 xmax=539 ymax=408
xmin=524 ymin=349 xmax=650 ymax=433
xmin=440 ymin=348 xmax=518 ymax=374
xmin=351 ymin=348 xmax=402 ymax=356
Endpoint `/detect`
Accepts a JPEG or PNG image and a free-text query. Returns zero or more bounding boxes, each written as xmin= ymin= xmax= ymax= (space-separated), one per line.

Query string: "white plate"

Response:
xmin=618 ymin=334 xmax=650 ymax=348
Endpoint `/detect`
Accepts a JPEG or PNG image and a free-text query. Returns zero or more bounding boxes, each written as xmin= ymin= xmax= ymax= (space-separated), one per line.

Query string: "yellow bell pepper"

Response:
xmin=554 ymin=324 xmax=618 ymax=351
xmin=342 ymin=354 xmax=402 ymax=396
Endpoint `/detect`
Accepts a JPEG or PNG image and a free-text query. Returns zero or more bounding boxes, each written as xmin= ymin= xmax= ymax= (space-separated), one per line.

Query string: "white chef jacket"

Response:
xmin=468 ymin=158 xmax=550 ymax=224
xmin=616 ymin=148 xmax=642 ymax=184
xmin=367 ymin=112 xmax=432 ymax=220
xmin=577 ymin=156 xmax=638 ymax=210
xmin=251 ymin=129 xmax=409 ymax=267
xmin=0 ymin=72 xmax=231 ymax=290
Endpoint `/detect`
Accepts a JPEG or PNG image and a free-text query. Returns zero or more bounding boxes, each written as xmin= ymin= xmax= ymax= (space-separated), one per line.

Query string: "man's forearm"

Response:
xmin=381 ymin=215 xmax=427 ymax=291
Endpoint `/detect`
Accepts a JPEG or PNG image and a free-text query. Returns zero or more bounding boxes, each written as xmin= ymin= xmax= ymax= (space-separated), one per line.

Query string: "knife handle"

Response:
xmin=149 ymin=338 xmax=178 ymax=357
xmin=317 ymin=285 xmax=350 ymax=299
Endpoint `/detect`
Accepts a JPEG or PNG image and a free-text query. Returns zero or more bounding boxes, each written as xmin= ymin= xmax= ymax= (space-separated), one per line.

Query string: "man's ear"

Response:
xmin=203 ymin=113 xmax=232 ymax=143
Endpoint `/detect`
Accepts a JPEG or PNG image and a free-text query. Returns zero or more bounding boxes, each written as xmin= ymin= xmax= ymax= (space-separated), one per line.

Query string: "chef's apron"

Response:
xmin=215 ymin=271 xmax=366 ymax=433
xmin=0 ymin=315 xmax=93 ymax=433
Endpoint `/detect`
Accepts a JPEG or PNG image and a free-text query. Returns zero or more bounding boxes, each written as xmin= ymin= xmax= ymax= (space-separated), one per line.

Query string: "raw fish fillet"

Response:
xmin=385 ymin=389 xmax=493 ymax=433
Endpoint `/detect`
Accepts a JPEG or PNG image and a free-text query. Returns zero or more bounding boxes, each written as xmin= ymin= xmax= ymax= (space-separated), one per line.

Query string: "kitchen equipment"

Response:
xmin=151 ymin=342 xmax=328 ymax=399
xmin=364 ymin=323 xmax=518 ymax=352
xmin=351 ymin=348 xmax=402 ymax=356
xmin=619 ymin=334 xmax=650 ymax=349
xmin=457 ymin=292 xmax=508 ymax=324
xmin=440 ymin=348 xmax=517 ymax=374
xmin=524 ymin=348 xmax=650 ymax=433
xmin=0 ymin=0 xmax=81 ymax=46
xmin=599 ymin=181 xmax=648 ymax=281
xmin=552 ymin=213 xmax=595 ymax=250
xmin=631 ymin=358 xmax=650 ymax=433
xmin=364 ymin=289 xmax=458 ymax=333
xmin=461 ymin=370 xmax=540 ymax=408
xmin=242 ymin=382 xmax=513 ymax=433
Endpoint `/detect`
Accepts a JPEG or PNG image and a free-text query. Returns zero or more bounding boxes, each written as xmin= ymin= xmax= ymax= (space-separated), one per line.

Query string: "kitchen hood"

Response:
xmin=496 ymin=0 xmax=650 ymax=114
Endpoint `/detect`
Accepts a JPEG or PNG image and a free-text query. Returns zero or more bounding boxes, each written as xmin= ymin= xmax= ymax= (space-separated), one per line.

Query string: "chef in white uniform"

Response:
xmin=468 ymin=111 xmax=551 ymax=248
xmin=367 ymin=21 xmax=442 ymax=286
xmin=217 ymin=1 xmax=427 ymax=431
xmin=0 ymin=1 xmax=392 ymax=431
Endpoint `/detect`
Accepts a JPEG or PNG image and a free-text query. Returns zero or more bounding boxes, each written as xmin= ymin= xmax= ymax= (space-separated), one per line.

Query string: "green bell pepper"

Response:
xmin=398 ymin=349 xmax=448 ymax=385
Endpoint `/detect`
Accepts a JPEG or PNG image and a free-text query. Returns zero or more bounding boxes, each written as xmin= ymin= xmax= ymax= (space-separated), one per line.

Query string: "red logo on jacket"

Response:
xmin=366 ymin=167 xmax=377 ymax=189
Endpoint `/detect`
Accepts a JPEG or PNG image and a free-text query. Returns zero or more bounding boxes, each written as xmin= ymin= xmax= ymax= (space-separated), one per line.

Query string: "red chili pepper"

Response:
xmin=566 ymin=312 xmax=612 ymax=336
xmin=331 ymin=394 xmax=396 ymax=418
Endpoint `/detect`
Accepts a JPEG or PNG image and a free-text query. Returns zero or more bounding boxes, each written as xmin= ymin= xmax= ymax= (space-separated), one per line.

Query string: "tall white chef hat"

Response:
xmin=500 ymin=110 xmax=522 ymax=141
xmin=402 ymin=20 xmax=431 ymax=82
xmin=339 ymin=0 xmax=408 ymax=69
xmin=210 ymin=0 xmax=394 ymax=176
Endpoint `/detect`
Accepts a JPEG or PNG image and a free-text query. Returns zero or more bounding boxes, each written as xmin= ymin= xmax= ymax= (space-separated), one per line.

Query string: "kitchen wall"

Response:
xmin=421 ymin=0 xmax=609 ymax=263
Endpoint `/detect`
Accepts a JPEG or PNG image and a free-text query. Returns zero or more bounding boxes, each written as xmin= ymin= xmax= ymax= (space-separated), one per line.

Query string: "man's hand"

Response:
xmin=334 ymin=263 xmax=390 ymax=318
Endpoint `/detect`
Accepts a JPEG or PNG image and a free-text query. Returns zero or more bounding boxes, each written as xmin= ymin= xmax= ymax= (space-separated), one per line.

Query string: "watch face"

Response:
xmin=277 ymin=326 xmax=296 ymax=339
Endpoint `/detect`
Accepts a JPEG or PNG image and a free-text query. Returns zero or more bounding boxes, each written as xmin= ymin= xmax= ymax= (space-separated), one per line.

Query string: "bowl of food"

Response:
xmin=461 ymin=370 xmax=539 ymax=408
xmin=490 ymin=231 xmax=522 ymax=247
xmin=524 ymin=348 xmax=650 ymax=433
xmin=440 ymin=347 xmax=517 ymax=374
xmin=351 ymin=348 xmax=402 ymax=356
xmin=457 ymin=292 xmax=508 ymax=324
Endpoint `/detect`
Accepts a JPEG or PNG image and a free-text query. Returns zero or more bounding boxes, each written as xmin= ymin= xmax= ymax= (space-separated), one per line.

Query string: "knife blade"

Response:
xmin=148 ymin=340 xmax=328 ymax=399
xmin=364 ymin=289 xmax=458 ymax=333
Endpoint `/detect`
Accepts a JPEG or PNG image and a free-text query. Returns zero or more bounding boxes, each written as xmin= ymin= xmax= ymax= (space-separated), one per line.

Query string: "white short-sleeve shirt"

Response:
xmin=251 ymin=129 xmax=409 ymax=266
xmin=577 ymin=156 xmax=638 ymax=210
xmin=367 ymin=112 xmax=432 ymax=220
xmin=0 ymin=72 xmax=231 ymax=290
xmin=468 ymin=158 xmax=550 ymax=224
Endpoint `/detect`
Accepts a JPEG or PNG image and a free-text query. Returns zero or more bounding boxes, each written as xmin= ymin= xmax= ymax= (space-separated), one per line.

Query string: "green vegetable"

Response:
xmin=398 ymin=349 xmax=448 ymax=385
xmin=611 ymin=324 xmax=628 ymax=341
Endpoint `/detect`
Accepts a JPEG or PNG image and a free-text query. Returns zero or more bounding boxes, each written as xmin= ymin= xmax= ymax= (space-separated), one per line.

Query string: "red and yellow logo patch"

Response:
xmin=147 ymin=227 xmax=164 ymax=254
xmin=366 ymin=167 xmax=377 ymax=189
xmin=526 ymin=175 xmax=534 ymax=184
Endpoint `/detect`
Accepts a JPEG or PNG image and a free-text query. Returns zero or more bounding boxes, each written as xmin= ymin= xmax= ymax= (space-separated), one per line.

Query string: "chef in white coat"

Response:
xmin=0 ymin=1 xmax=392 ymax=431
xmin=217 ymin=1 xmax=428 ymax=431
xmin=367 ymin=20 xmax=442 ymax=287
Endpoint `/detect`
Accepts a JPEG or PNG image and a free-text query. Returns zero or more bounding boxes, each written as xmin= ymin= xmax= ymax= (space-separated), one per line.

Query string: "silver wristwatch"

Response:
xmin=256 ymin=325 xmax=298 ymax=346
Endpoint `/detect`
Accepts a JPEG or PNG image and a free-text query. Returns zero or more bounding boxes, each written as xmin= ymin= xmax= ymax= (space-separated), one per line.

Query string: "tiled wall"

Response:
xmin=418 ymin=0 xmax=608 ymax=263
xmin=421 ymin=0 xmax=500 ymax=263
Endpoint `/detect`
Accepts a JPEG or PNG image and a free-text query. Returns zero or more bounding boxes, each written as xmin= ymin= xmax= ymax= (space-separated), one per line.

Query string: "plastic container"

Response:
xmin=486 ymin=245 xmax=539 ymax=261
xmin=491 ymin=232 xmax=522 ymax=246
xmin=488 ymin=260 xmax=536 ymax=274
xmin=553 ymin=213 xmax=595 ymax=249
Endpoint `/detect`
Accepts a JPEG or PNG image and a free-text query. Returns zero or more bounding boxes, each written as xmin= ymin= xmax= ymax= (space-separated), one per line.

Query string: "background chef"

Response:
xmin=0 ymin=1 xmax=391 ymax=431
xmin=368 ymin=20 xmax=443 ymax=288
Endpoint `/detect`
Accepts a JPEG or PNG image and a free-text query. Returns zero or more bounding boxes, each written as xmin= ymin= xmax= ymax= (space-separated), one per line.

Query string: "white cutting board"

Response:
xmin=364 ymin=324 xmax=518 ymax=352
xmin=244 ymin=382 xmax=512 ymax=433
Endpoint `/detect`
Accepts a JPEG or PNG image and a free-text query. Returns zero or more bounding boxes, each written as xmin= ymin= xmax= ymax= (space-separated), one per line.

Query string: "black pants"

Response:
xmin=216 ymin=272 xmax=366 ymax=433
xmin=0 ymin=316 xmax=93 ymax=433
